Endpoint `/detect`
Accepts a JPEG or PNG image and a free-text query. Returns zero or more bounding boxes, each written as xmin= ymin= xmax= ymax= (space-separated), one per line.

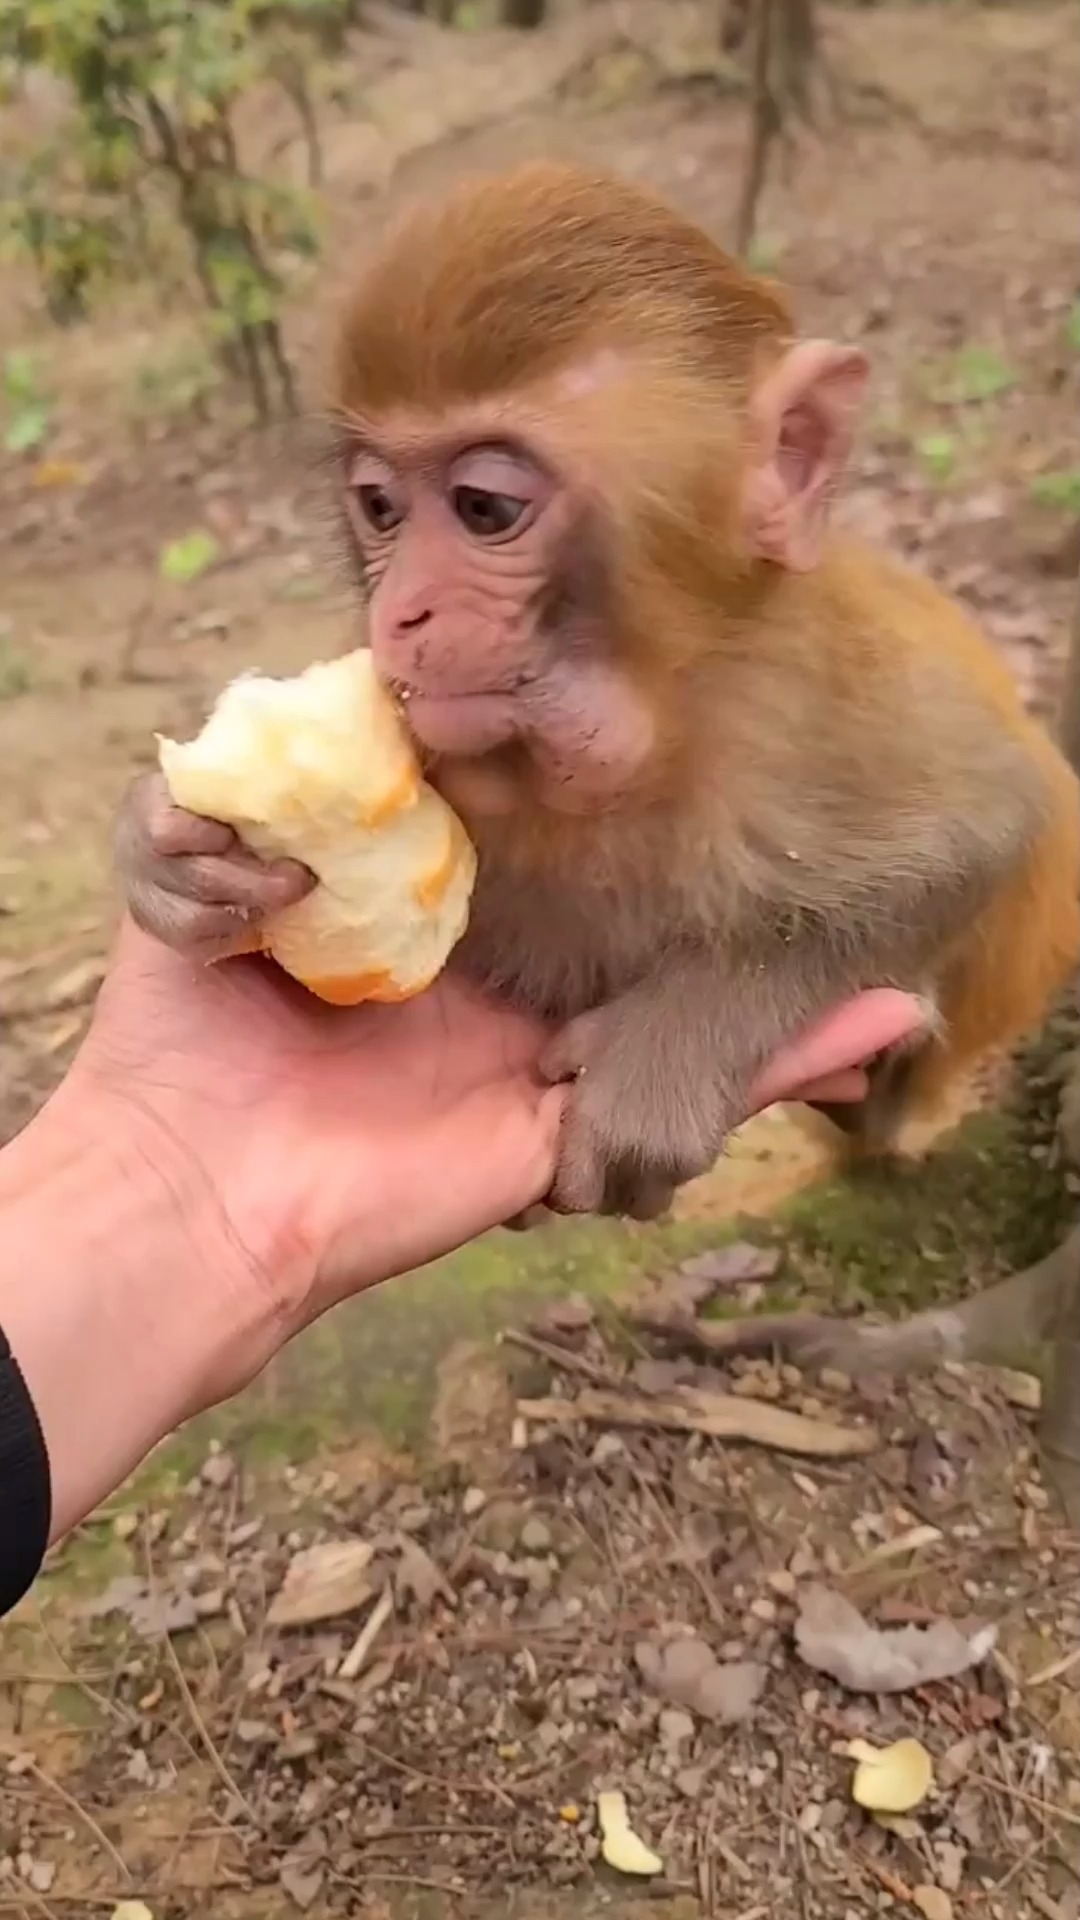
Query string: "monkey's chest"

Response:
xmin=456 ymin=857 xmax=695 ymax=1019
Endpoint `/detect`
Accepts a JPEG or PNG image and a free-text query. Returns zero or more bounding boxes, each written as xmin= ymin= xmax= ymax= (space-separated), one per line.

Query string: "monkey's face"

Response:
xmin=340 ymin=417 xmax=663 ymax=813
xmin=345 ymin=431 xmax=561 ymax=758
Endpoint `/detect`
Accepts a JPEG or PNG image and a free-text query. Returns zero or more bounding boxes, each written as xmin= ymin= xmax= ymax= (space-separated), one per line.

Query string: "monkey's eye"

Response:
xmin=356 ymin=484 xmax=404 ymax=534
xmin=452 ymin=486 xmax=528 ymax=539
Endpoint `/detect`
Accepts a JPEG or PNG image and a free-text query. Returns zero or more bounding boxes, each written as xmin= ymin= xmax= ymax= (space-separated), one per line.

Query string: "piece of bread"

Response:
xmin=158 ymin=649 xmax=476 ymax=1005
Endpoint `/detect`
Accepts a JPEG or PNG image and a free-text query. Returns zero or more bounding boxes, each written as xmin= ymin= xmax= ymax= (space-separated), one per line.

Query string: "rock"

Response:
xmin=523 ymin=1556 xmax=554 ymax=1595
xmin=635 ymin=1636 xmax=766 ymax=1724
xmin=658 ymin=1708 xmax=695 ymax=1750
xmin=520 ymin=1516 xmax=553 ymax=1554
xmin=675 ymin=1765 xmax=707 ymax=1799
xmin=462 ymin=1487 xmax=487 ymax=1517
xmin=913 ymin=1889 xmax=953 ymax=1920
xmin=202 ymin=1449 xmax=235 ymax=1489
xmin=768 ymin=1569 xmax=797 ymax=1598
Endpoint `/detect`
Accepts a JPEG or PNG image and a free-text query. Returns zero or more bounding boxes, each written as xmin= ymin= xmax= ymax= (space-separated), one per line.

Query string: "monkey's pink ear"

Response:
xmin=742 ymin=341 xmax=869 ymax=571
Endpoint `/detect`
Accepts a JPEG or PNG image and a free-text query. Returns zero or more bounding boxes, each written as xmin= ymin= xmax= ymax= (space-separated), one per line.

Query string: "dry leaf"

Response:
xmin=396 ymin=1536 xmax=454 ymax=1609
xmin=848 ymin=1737 xmax=934 ymax=1813
xmin=796 ymin=1583 xmax=996 ymax=1691
xmin=914 ymin=1888 xmax=953 ymax=1920
xmin=111 ymin=1906 xmax=155 ymax=1920
xmin=992 ymin=1367 xmax=1041 ymax=1412
xmin=520 ymin=1388 xmax=877 ymax=1459
xmin=83 ymin=1575 xmax=197 ymax=1637
xmin=32 ymin=458 xmax=87 ymax=489
xmin=279 ymin=1857 xmax=325 ymax=1911
xmin=267 ymin=1540 xmax=376 ymax=1627
xmin=635 ymin=1636 xmax=765 ymax=1724
xmin=597 ymin=1790 xmax=663 ymax=1876
xmin=278 ymin=1833 xmax=328 ymax=1911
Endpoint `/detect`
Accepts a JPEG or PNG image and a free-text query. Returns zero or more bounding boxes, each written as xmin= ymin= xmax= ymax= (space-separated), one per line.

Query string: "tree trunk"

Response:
xmin=734 ymin=0 xmax=778 ymax=257
xmin=501 ymin=0 xmax=547 ymax=26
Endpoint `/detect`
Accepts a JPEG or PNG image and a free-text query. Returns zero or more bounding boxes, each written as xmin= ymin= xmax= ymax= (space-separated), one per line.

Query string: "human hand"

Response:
xmin=2 ymin=921 xmax=923 ymax=1543
xmin=72 ymin=930 xmax=923 ymax=1365
xmin=69 ymin=919 xmax=562 ymax=1364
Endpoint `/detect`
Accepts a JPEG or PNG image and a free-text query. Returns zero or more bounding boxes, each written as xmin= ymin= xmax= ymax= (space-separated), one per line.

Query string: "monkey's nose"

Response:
xmin=396 ymin=607 xmax=432 ymax=634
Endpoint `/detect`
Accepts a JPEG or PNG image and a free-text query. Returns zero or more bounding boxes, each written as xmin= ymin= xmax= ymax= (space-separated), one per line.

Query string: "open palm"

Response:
xmin=71 ymin=921 xmax=922 ymax=1353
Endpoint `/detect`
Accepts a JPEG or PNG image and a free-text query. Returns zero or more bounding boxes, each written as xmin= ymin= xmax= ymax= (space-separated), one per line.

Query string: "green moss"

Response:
xmin=760 ymin=1024 xmax=1074 ymax=1322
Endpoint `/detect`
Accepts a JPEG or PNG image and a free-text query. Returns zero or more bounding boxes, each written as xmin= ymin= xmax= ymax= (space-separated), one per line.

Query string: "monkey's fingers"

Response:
xmin=127 ymin=883 xmax=266 ymax=962
xmin=538 ymin=1011 xmax=606 ymax=1085
xmin=118 ymin=770 xmax=237 ymax=861
xmin=610 ymin=1167 xmax=676 ymax=1222
xmin=148 ymin=849 xmax=312 ymax=913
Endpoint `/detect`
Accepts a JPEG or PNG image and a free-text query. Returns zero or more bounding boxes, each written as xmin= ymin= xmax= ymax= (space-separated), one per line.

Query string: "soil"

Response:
xmin=0 ymin=2 xmax=1078 ymax=1915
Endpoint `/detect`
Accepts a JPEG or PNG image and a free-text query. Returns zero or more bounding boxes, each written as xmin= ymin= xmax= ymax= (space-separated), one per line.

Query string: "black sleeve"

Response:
xmin=0 ymin=1325 xmax=51 ymax=1616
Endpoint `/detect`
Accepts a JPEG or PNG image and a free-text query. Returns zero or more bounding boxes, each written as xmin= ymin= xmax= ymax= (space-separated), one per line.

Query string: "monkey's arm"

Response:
xmin=540 ymin=907 xmax=932 ymax=1218
xmin=114 ymin=772 xmax=313 ymax=961
xmin=541 ymin=748 xmax=1067 ymax=1222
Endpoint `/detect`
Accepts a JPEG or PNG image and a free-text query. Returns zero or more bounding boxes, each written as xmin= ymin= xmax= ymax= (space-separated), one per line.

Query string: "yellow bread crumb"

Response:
xmin=158 ymin=649 xmax=476 ymax=1003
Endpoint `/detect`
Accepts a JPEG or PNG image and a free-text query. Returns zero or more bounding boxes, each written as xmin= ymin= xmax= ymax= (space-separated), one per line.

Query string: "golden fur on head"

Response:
xmin=336 ymin=161 xmax=793 ymax=415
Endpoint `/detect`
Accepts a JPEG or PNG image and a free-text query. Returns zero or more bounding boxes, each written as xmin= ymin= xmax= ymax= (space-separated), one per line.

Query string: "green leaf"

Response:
xmin=1029 ymin=468 xmax=1080 ymax=514
xmin=3 ymin=403 xmax=50 ymax=453
xmin=915 ymin=431 xmax=957 ymax=483
xmin=933 ymin=344 xmax=1015 ymax=405
xmin=3 ymin=348 xmax=40 ymax=401
xmin=0 ymin=639 xmax=33 ymax=700
xmin=160 ymin=529 xmax=221 ymax=585
xmin=746 ymin=234 xmax=786 ymax=275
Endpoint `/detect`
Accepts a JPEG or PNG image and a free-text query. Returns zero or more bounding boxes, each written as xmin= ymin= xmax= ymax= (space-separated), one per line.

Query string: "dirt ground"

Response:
xmin=1 ymin=2 xmax=1078 ymax=1915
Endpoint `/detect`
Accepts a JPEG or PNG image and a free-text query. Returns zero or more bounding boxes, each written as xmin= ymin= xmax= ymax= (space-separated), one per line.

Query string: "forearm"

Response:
xmin=0 ymin=1090 xmax=279 ymax=1543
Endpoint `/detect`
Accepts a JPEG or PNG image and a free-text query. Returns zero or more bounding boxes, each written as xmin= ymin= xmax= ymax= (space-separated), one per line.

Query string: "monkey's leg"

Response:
xmin=807 ymin=1043 xmax=921 ymax=1152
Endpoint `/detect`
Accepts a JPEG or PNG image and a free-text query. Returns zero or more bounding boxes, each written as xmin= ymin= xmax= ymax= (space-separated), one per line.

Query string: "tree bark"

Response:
xmin=501 ymin=0 xmax=547 ymax=26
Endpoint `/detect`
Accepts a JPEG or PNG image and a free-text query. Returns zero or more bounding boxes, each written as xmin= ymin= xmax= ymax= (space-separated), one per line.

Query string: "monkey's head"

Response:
xmin=334 ymin=163 xmax=867 ymax=812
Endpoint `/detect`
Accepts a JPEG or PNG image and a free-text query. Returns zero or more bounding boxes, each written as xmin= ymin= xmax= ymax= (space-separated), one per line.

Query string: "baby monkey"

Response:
xmin=116 ymin=163 xmax=1080 ymax=1221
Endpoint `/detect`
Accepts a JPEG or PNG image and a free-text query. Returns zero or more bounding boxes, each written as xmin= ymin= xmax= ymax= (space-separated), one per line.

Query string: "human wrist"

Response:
xmin=0 ymin=1081 xmax=285 ymax=1542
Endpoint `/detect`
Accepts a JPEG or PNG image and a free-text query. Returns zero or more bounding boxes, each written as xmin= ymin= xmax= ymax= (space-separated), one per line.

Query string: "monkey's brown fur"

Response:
xmin=117 ymin=163 xmax=1080 ymax=1216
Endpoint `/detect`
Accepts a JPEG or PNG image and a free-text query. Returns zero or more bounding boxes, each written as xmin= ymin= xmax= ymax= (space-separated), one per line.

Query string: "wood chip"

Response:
xmin=517 ymin=1388 xmax=878 ymax=1459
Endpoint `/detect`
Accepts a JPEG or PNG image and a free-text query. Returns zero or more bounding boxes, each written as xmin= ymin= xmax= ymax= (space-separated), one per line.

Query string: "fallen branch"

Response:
xmin=518 ymin=1386 xmax=878 ymax=1458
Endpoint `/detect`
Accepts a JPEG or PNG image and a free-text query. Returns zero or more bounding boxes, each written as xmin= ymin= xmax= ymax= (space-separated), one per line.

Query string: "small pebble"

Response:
xmin=658 ymin=1708 xmax=695 ymax=1750
xmin=202 ymin=1450 xmax=235 ymax=1489
xmin=520 ymin=1516 xmax=553 ymax=1554
xmin=819 ymin=1368 xmax=852 ymax=1393
xmin=461 ymin=1487 xmax=487 ymax=1517
xmin=675 ymin=1765 xmax=707 ymax=1799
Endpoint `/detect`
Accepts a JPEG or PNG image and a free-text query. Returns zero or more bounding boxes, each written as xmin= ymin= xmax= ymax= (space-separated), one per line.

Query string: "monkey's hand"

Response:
xmin=114 ymin=771 xmax=314 ymax=962
xmin=538 ymin=975 xmax=747 ymax=1221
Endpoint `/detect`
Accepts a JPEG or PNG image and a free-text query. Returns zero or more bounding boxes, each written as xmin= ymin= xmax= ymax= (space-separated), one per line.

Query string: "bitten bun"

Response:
xmin=158 ymin=649 xmax=476 ymax=1005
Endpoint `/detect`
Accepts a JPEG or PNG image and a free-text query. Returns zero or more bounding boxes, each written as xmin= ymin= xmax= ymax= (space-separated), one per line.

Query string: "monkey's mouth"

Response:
xmin=390 ymin=680 xmax=520 ymax=758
